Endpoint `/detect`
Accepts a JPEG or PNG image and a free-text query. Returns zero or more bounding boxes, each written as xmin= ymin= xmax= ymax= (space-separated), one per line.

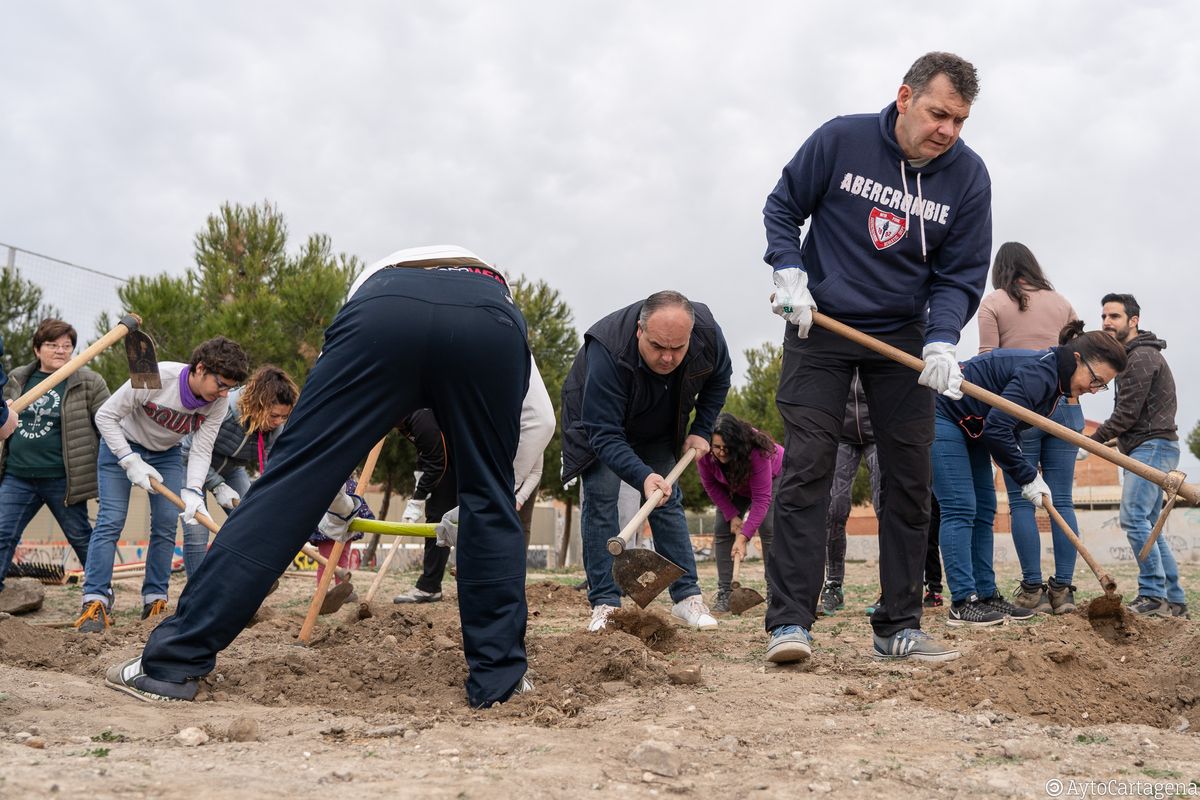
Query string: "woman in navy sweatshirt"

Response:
xmin=932 ymin=322 xmax=1126 ymax=626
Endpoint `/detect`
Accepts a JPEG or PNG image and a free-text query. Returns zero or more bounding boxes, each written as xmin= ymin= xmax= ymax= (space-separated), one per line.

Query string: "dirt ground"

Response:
xmin=2 ymin=555 xmax=1200 ymax=799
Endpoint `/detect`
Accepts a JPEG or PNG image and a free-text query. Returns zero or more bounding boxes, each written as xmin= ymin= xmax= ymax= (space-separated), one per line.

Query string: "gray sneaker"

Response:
xmin=105 ymin=657 xmax=198 ymax=703
xmin=766 ymin=625 xmax=813 ymax=664
xmin=393 ymin=588 xmax=443 ymax=604
xmin=819 ymin=582 xmax=844 ymax=616
xmin=711 ymin=588 xmax=731 ymax=613
xmin=1127 ymin=595 xmax=1171 ymax=617
xmin=872 ymin=628 xmax=960 ymax=662
xmin=1169 ymin=602 xmax=1190 ymax=619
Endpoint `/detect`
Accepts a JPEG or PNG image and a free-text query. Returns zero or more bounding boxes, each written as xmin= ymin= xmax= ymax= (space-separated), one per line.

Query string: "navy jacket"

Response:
xmin=764 ymin=103 xmax=991 ymax=345
xmin=560 ymin=300 xmax=732 ymax=487
xmin=936 ymin=348 xmax=1074 ymax=486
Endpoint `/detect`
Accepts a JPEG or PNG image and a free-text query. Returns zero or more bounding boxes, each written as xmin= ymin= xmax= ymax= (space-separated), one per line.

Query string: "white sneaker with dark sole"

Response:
xmin=105 ymin=657 xmax=198 ymax=703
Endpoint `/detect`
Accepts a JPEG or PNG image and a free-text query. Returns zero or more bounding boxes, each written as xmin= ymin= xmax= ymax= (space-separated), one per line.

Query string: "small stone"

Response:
xmin=384 ymin=634 xmax=398 ymax=647
xmin=908 ymin=689 xmax=925 ymax=701
xmin=1176 ymin=717 xmax=1190 ymax=733
xmin=366 ymin=725 xmax=406 ymax=738
xmin=433 ymin=634 xmax=457 ymax=651
xmin=808 ymin=781 xmax=833 ymax=793
xmin=631 ymin=740 xmax=681 ymax=778
xmin=14 ymin=732 xmax=31 ymax=743
xmin=437 ymin=748 xmax=460 ymax=756
xmin=642 ymin=772 xmax=658 ymax=783
xmin=1134 ymin=758 xmax=1144 ymax=767
xmin=716 ymin=735 xmax=739 ymax=752
xmin=25 ymin=737 xmax=45 ymax=749
xmin=227 ymin=717 xmax=259 ymax=742
xmin=974 ymin=698 xmax=993 ymax=709
xmin=667 ymin=665 xmax=702 ymax=686
xmin=403 ymin=729 xmax=418 ymax=739
xmin=174 ymin=727 xmax=209 ymax=747
xmin=974 ymin=715 xmax=992 ymax=728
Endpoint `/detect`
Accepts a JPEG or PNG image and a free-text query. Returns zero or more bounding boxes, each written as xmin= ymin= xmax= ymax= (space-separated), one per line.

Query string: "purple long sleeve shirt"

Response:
xmin=697 ymin=444 xmax=784 ymax=539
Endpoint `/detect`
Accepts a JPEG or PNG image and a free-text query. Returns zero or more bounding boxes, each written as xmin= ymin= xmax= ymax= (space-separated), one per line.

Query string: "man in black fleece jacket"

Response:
xmin=1094 ymin=293 xmax=1185 ymax=617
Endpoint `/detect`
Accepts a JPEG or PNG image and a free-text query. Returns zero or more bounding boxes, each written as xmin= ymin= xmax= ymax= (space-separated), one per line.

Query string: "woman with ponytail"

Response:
xmin=932 ymin=323 xmax=1126 ymax=628
xmin=978 ymin=242 xmax=1087 ymax=615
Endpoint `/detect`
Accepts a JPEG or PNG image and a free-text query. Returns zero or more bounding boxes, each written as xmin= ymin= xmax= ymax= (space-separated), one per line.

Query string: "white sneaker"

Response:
xmin=672 ymin=596 xmax=718 ymax=631
xmin=588 ymin=604 xmax=617 ymax=632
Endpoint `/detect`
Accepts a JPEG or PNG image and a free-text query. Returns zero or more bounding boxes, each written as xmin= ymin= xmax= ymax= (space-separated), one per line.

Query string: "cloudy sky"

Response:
xmin=4 ymin=1 xmax=1198 ymax=474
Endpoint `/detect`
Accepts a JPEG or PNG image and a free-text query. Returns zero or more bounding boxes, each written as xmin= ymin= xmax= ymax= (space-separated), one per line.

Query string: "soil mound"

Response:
xmin=609 ymin=606 xmax=677 ymax=653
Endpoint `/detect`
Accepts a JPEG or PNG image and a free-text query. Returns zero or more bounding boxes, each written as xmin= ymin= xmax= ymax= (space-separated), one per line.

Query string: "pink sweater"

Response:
xmin=697 ymin=443 xmax=784 ymax=539
xmin=977 ymin=287 xmax=1078 ymax=353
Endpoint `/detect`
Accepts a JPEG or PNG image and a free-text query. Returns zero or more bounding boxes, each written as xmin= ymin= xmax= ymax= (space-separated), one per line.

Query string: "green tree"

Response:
xmin=0 ymin=266 xmax=61 ymax=373
xmin=720 ymin=342 xmax=783 ymax=443
xmin=1189 ymin=421 xmax=1200 ymax=462
xmin=93 ymin=200 xmax=361 ymax=389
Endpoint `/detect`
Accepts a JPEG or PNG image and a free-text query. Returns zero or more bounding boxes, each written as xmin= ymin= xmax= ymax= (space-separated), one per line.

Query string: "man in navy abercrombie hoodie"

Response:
xmin=761 ymin=51 xmax=992 ymax=665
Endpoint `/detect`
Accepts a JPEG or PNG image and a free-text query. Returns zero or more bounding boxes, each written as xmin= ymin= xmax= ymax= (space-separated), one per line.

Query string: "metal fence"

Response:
xmin=2 ymin=242 xmax=128 ymax=340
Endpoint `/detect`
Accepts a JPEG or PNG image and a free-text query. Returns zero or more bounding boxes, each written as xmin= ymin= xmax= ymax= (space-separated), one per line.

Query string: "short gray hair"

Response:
xmin=903 ymin=51 xmax=980 ymax=104
xmin=638 ymin=290 xmax=694 ymax=328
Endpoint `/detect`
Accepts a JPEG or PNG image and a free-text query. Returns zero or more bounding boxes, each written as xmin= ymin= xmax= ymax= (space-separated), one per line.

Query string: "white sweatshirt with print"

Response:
xmin=94 ymin=361 xmax=228 ymax=491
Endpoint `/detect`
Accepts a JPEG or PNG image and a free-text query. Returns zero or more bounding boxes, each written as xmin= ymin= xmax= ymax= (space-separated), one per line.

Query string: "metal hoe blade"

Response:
xmin=728 ymin=582 xmax=765 ymax=615
xmin=125 ymin=330 xmax=161 ymax=389
xmin=611 ymin=549 xmax=685 ymax=609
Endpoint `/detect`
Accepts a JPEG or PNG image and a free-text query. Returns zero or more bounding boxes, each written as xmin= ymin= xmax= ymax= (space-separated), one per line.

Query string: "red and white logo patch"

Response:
xmin=868 ymin=208 xmax=906 ymax=250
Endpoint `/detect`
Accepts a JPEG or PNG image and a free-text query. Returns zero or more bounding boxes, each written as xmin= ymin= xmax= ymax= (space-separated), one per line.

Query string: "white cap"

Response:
xmin=349 ymin=245 xmax=501 ymax=299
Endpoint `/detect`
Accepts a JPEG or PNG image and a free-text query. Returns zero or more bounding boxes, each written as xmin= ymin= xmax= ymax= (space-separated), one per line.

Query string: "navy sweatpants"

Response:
xmin=142 ymin=268 xmax=531 ymax=708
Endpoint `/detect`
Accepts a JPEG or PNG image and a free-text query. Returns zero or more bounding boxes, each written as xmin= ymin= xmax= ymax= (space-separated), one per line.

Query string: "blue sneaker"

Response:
xmin=766 ymin=625 xmax=813 ymax=664
xmin=872 ymin=628 xmax=959 ymax=663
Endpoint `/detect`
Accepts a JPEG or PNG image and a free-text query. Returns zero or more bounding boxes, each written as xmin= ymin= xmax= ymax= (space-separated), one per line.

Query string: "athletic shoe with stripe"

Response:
xmin=872 ymin=628 xmax=959 ymax=662
xmin=105 ymin=657 xmax=198 ymax=702
xmin=947 ymin=594 xmax=1006 ymax=627
xmin=766 ymin=624 xmax=813 ymax=664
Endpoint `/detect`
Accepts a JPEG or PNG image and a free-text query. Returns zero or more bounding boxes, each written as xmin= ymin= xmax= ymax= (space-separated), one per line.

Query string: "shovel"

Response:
xmin=605 ymin=449 xmax=693 ymax=608
xmin=11 ymin=315 xmax=158 ymax=415
xmin=1042 ymin=501 xmax=1123 ymax=619
xmin=728 ymin=550 xmax=765 ymax=615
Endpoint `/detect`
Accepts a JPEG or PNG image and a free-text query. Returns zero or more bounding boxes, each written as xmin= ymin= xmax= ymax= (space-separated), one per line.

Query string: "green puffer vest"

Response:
xmin=0 ymin=362 xmax=111 ymax=505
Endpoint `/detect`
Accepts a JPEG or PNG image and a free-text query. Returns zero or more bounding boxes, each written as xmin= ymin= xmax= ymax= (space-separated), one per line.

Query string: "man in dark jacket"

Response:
xmin=0 ymin=319 xmax=110 ymax=610
xmin=561 ymin=290 xmax=731 ymax=633
xmin=1094 ymin=293 xmax=1185 ymax=617
xmin=392 ymin=408 xmax=457 ymax=604
xmin=761 ymin=52 xmax=991 ymax=664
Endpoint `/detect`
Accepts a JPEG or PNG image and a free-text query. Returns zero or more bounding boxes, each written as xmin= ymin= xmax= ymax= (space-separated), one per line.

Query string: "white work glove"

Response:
xmin=119 ymin=453 xmax=163 ymax=493
xmin=317 ymin=490 xmax=364 ymax=542
xmin=401 ymin=497 xmax=426 ymax=523
xmin=180 ymin=487 xmax=206 ymax=525
xmin=435 ymin=506 xmax=459 ymax=549
xmin=212 ymin=482 xmax=240 ymax=510
xmin=770 ymin=267 xmax=816 ymax=337
xmin=1021 ymin=474 xmax=1052 ymax=508
xmin=918 ymin=342 xmax=964 ymax=400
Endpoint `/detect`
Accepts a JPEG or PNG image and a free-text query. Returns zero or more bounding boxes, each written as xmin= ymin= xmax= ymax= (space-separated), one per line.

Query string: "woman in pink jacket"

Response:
xmin=698 ymin=413 xmax=783 ymax=612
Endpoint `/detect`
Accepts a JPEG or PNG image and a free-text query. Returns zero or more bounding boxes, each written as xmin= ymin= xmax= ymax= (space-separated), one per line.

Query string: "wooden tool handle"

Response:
xmin=812 ymin=311 xmax=1200 ymax=504
xmin=732 ymin=550 xmax=743 ymax=585
xmin=1043 ymin=501 xmax=1116 ymax=593
xmin=363 ymin=534 xmax=405 ymax=606
xmin=299 ymin=436 xmax=386 ymax=643
xmin=606 ymin=448 xmax=697 ymax=556
xmin=12 ymin=315 xmax=140 ymax=414
xmin=149 ymin=477 xmax=220 ymax=534
xmin=1137 ymin=490 xmax=1180 ymax=563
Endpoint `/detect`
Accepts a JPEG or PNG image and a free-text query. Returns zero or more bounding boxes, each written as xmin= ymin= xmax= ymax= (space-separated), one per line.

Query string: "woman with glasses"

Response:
xmin=932 ymin=322 xmax=1126 ymax=627
xmin=697 ymin=412 xmax=783 ymax=612
xmin=179 ymin=365 xmax=298 ymax=577
xmin=0 ymin=319 xmax=110 ymax=613
xmin=978 ymin=242 xmax=1086 ymax=615
xmin=75 ymin=336 xmax=248 ymax=632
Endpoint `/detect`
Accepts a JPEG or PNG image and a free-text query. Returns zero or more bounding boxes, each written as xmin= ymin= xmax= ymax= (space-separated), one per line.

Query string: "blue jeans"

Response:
xmin=82 ymin=441 xmax=185 ymax=607
xmin=181 ymin=466 xmax=252 ymax=579
xmin=1001 ymin=400 xmax=1083 ymax=586
xmin=581 ymin=440 xmax=701 ymax=608
xmin=1121 ymin=439 xmax=1184 ymax=603
xmin=931 ymin=413 xmax=997 ymax=603
xmin=0 ymin=475 xmax=93 ymax=592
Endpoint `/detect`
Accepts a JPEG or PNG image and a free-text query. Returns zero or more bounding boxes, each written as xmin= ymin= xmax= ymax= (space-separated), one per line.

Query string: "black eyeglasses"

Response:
xmin=711 ymin=444 xmax=729 ymax=453
xmin=1083 ymin=361 xmax=1109 ymax=392
xmin=211 ymin=373 xmax=240 ymax=392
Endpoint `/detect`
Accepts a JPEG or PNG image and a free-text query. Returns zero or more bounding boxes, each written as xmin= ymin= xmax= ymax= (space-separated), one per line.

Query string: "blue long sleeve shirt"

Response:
xmin=764 ymin=102 xmax=992 ymax=345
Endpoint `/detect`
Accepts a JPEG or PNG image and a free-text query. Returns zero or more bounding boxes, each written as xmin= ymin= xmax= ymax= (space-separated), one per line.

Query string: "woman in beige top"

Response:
xmin=977 ymin=242 xmax=1082 ymax=616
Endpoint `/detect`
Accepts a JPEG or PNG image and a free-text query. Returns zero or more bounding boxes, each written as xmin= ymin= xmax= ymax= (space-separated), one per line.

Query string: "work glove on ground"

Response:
xmin=212 ymin=483 xmax=240 ymax=510
xmin=180 ymin=487 xmax=206 ymax=525
xmin=918 ymin=342 xmax=964 ymax=399
xmin=317 ymin=490 xmax=364 ymax=542
xmin=401 ymin=497 xmax=426 ymax=523
xmin=770 ymin=267 xmax=816 ymax=337
xmin=119 ymin=453 xmax=163 ymax=493
xmin=1021 ymin=474 xmax=1052 ymax=508
xmin=435 ymin=506 xmax=459 ymax=549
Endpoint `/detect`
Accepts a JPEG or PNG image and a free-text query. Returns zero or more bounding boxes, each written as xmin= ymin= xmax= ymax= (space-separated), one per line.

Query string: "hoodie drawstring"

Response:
xmin=899 ymin=160 xmax=928 ymax=263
